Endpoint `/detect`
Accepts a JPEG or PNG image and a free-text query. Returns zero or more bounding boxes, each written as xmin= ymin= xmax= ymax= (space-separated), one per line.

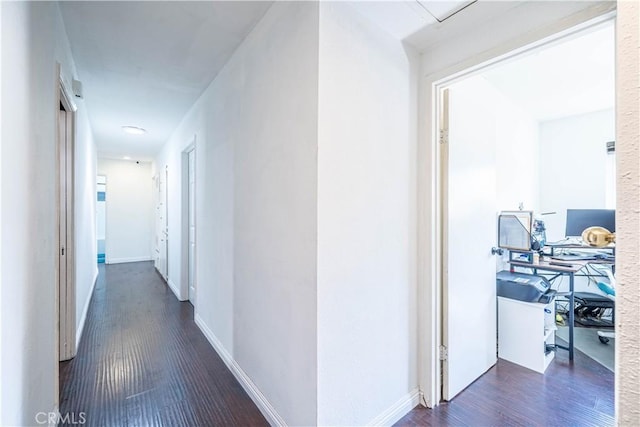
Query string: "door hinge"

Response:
xmin=439 ymin=345 xmax=448 ymax=361
xmin=61 ymin=246 xmax=65 ymax=256
xmin=439 ymin=129 xmax=448 ymax=144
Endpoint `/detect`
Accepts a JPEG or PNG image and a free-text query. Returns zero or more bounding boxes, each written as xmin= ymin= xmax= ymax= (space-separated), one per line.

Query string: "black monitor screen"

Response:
xmin=565 ymin=209 xmax=615 ymax=237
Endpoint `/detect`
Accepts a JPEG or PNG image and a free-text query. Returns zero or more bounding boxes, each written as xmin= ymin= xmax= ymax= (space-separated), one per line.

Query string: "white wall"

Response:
xmin=156 ymin=3 xmax=319 ymax=425
xmin=616 ymin=2 xmax=640 ymax=424
xmin=538 ymin=109 xmax=615 ymax=242
xmin=1 ymin=2 xmax=97 ymax=424
xmin=97 ymin=158 xmax=153 ymax=264
xmin=317 ymin=3 xmax=419 ymax=425
xmin=74 ymin=107 xmax=99 ymax=345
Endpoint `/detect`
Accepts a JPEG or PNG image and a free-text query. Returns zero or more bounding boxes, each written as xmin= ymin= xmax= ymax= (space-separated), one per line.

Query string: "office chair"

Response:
xmin=580 ymin=226 xmax=616 ymax=344
xmin=596 ymin=270 xmax=616 ymax=344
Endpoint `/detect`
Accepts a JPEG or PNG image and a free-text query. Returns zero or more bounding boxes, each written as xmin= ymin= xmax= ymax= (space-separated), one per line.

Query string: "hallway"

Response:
xmin=59 ymin=262 xmax=267 ymax=426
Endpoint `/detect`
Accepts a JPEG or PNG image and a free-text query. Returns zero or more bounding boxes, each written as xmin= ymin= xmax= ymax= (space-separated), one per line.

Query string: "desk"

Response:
xmin=546 ymin=242 xmax=615 ymax=258
xmin=508 ymin=259 xmax=591 ymax=361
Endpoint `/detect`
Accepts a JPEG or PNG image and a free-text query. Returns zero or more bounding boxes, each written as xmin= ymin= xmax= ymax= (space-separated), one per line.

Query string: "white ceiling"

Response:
xmin=60 ymin=1 xmax=611 ymax=162
xmin=348 ymin=0 xmax=482 ymax=43
xmin=60 ymin=1 xmax=273 ymax=161
xmin=59 ymin=0 xmax=496 ymax=161
xmin=481 ymin=23 xmax=615 ymax=122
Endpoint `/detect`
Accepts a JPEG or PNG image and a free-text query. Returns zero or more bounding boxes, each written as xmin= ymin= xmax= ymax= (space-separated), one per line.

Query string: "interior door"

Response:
xmin=58 ymin=104 xmax=76 ymax=361
xmin=187 ymin=149 xmax=196 ymax=302
xmin=164 ymin=166 xmax=169 ymax=280
xmin=58 ymin=109 xmax=69 ymax=360
xmin=155 ymin=168 xmax=168 ymax=281
xmin=442 ymin=77 xmax=498 ymax=400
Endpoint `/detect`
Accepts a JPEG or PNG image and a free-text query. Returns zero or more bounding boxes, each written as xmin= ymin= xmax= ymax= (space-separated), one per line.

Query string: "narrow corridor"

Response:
xmin=59 ymin=262 xmax=267 ymax=426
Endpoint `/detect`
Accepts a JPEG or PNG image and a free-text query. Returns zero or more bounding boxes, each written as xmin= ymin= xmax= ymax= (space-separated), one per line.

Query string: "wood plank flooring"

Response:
xmin=59 ymin=262 xmax=267 ymax=427
xmin=61 ymin=261 xmax=613 ymax=426
xmin=395 ymin=344 xmax=614 ymax=426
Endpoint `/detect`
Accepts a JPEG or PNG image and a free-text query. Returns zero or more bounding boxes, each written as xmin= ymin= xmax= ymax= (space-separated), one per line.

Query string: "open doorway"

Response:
xmin=436 ymin=18 xmax=615 ymax=403
xmin=97 ymin=175 xmax=106 ymax=264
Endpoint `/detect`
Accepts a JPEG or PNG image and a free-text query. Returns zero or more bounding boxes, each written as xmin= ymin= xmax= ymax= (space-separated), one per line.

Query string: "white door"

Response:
xmin=187 ymin=149 xmax=196 ymax=302
xmin=164 ymin=166 xmax=169 ymax=280
xmin=442 ymin=78 xmax=498 ymax=400
xmin=58 ymin=104 xmax=76 ymax=361
xmin=155 ymin=168 xmax=168 ymax=281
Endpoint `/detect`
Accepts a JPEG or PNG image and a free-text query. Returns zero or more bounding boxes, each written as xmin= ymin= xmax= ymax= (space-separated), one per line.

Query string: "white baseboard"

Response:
xmin=75 ymin=269 xmax=98 ymax=349
xmin=367 ymin=388 xmax=420 ymax=426
xmin=194 ymin=313 xmax=286 ymax=427
xmin=106 ymin=256 xmax=152 ymax=264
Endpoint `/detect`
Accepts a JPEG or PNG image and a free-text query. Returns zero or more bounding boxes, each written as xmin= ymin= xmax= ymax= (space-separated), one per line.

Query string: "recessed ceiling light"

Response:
xmin=122 ymin=126 xmax=146 ymax=135
xmin=123 ymin=156 xmax=131 ymax=160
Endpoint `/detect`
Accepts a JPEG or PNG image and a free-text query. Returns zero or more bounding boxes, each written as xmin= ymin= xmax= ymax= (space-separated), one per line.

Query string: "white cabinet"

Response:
xmin=498 ymin=296 xmax=556 ymax=373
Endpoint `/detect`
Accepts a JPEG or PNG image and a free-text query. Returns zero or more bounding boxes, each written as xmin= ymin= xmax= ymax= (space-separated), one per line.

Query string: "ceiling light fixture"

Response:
xmin=122 ymin=126 xmax=146 ymax=135
xmin=123 ymin=156 xmax=131 ymax=160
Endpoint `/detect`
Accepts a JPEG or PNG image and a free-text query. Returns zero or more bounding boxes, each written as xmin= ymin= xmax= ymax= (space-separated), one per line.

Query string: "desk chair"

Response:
xmin=572 ymin=272 xmax=615 ymax=330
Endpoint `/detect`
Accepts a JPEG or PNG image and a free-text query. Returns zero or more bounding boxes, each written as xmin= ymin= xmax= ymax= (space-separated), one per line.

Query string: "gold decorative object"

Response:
xmin=581 ymin=226 xmax=615 ymax=247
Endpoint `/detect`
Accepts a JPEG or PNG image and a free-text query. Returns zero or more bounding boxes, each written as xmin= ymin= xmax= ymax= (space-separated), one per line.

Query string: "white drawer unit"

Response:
xmin=498 ymin=296 xmax=556 ymax=373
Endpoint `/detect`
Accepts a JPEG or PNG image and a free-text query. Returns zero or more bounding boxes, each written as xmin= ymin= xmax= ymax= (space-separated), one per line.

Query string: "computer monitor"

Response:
xmin=565 ymin=209 xmax=615 ymax=237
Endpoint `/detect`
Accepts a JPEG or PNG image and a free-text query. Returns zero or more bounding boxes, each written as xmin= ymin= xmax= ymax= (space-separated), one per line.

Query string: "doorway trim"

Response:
xmin=55 ymin=65 xmax=77 ymax=397
xmin=417 ymin=8 xmax=616 ymax=407
xmin=181 ymin=138 xmax=196 ymax=304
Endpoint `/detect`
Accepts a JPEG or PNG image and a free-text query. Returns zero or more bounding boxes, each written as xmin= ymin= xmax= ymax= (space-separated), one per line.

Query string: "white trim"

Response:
xmin=167 ymin=278 xmax=186 ymax=301
xmin=181 ymin=138 xmax=196 ymax=305
xmin=58 ymin=73 xmax=77 ymax=113
xmin=367 ymin=389 xmax=420 ymax=427
xmin=49 ymin=405 xmax=59 ymax=427
xmin=106 ymin=256 xmax=153 ymax=264
xmin=194 ymin=313 xmax=287 ymax=427
xmin=417 ymin=5 xmax=617 ymax=407
xmin=57 ymin=66 xmax=77 ymax=362
xmin=75 ymin=270 xmax=98 ymax=349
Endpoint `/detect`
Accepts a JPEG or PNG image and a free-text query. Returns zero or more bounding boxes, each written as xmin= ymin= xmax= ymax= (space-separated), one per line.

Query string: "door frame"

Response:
xmin=55 ymin=66 xmax=77 ymax=387
xmin=96 ymin=175 xmax=107 ymax=264
xmin=418 ymin=10 xmax=616 ymax=407
xmin=181 ymin=138 xmax=196 ymax=303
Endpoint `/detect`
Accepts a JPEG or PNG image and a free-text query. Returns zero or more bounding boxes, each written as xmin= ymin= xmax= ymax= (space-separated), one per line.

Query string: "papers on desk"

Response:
xmin=551 ymin=254 xmax=597 ymax=261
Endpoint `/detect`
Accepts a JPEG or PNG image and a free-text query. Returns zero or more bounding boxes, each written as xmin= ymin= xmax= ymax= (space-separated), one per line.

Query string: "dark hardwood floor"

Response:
xmin=61 ymin=261 xmax=613 ymax=426
xmin=59 ymin=262 xmax=267 ymax=427
xmin=395 ymin=344 xmax=614 ymax=426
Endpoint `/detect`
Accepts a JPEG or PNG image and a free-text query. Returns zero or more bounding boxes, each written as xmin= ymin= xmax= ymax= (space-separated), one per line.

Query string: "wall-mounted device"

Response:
xmin=72 ymin=79 xmax=83 ymax=99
